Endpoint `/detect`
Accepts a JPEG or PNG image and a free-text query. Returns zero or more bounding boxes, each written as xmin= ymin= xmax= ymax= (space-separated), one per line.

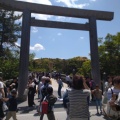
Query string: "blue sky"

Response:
xmin=17 ymin=0 xmax=120 ymax=59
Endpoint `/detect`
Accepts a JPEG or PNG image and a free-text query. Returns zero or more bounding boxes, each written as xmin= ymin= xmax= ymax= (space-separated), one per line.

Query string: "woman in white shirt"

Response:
xmin=0 ymin=77 xmax=5 ymax=120
xmin=107 ymin=76 xmax=120 ymax=101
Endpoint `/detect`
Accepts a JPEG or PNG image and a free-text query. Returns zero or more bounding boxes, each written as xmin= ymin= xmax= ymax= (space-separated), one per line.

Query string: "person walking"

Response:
xmin=65 ymin=75 xmax=71 ymax=88
xmin=40 ymin=77 xmax=57 ymax=120
xmin=5 ymin=89 xmax=17 ymax=120
xmin=38 ymin=76 xmax=46 ymax=100
xmin=57 ymin=76 xmax=63 ymax=98
xmin=27 ymin=78 xmax=35 ymax=107
xmin=92 ymin=85 xmax=102 ymax=114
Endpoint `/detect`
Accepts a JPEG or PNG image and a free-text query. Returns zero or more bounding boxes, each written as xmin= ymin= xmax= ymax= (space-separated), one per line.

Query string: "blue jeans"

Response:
xmin=58 ymin=85 xmax=62 ymax=98
xmin=95 ymin=98 xmax=102 ymax=112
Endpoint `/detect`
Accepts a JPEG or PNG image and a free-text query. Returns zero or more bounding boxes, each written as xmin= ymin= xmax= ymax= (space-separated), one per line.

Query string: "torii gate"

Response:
xmin=0 ymin=0 xmax=114 ymax=100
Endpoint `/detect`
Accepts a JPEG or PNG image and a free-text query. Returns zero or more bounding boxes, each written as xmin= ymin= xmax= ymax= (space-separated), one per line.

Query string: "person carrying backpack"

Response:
xmin=40 ymin=77 xmax=52 ymax=101
xmin=40 ymin=80 xmax=57 ymax=120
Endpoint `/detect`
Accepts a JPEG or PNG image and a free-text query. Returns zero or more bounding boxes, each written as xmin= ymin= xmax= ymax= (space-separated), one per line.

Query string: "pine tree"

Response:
xmin=0 ymin=10 xmax=22 ymax=58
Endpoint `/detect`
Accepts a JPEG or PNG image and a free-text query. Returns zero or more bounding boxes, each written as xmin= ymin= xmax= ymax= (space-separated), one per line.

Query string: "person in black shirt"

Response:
xmin=10 ymin=78 xmax=18 ymax=91
xmin=27 ymin=78 xmax=35 ymax=107
xmin=5 ymin=89 xmax=17 ymax=120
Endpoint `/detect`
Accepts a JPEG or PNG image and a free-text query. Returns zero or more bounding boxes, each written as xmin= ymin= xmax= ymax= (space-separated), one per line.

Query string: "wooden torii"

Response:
xmin=0 ymin=0 xmax=114 ymax=100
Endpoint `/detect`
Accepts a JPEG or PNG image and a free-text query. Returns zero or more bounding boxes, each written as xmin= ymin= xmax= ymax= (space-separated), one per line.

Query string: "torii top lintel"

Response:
xmin=0 ymin=0 xmax=113 ymax=21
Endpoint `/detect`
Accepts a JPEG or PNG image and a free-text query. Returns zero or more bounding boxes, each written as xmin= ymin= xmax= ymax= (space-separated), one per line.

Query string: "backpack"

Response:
xmin=91 ymin=80 xmax=96 ymax=90
xmin=46 ymin=94 xmax=57 ymax=106
xmin=41 ymin=84 xmax=49 ymax=99
xmin=41 ymin=95 xmax=57 ymax=114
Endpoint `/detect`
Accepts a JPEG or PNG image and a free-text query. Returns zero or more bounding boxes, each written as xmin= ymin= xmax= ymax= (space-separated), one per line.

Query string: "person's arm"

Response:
xmin=2 ymin=97 xmax=9 ymax=102
xmin=0 ymin=88 xmax=5 ymax=98
xmin=83 ymin=79 xmax=90 ymax=90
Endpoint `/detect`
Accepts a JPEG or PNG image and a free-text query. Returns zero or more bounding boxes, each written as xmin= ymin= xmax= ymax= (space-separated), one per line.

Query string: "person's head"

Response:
xmin=72 ymin=75 xmax=84 ymax=90
xmin=113 ymin=76 xmax=120 ymax=88
xmin=47 ymin=87 xmax=53 ymax=95
xmin=11 ymin=89 xmax=17 ymax=96
xmin=85 ymin=77 xmax=90 ymax=82
xmin=44 ymin=77 xmax=51 ymax=85
xmin=107 ymin=76 xmax=113 ymax=84
xmin=95 ymin=85 xmax=99 ymax=90
xmin=41 ymin=76 xmax=46 ymax=83
xmin=13 ymin=77 xmax=17 ymax=82
xmin=0 ymin=77 xmax=3 ymax=82
xmin=28 ymin=78 xmax=33 ymax=83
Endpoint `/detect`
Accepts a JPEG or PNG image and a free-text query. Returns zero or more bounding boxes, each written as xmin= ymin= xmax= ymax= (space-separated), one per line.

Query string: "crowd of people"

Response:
xmin=0 ymin=77 xmax=18 ymax=120
xmin=1 ymin=72 xmax=120 ymax=120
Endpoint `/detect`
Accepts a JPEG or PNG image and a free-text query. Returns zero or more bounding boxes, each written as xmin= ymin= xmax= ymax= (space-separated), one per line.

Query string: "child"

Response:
xmin=92 ymin=85 xmax=102 ymax=114
xmin=5 ymin=89 xmax=17 ymax=120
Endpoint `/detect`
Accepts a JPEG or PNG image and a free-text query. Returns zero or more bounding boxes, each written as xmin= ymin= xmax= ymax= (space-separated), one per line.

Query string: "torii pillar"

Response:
xmin=18 ymin=9 xmax=31 ymax=101
xmin=89 ymin=17 xmax=101 ymax=86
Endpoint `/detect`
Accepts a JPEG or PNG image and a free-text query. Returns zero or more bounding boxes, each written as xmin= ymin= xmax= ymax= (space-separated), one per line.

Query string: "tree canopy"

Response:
xmin=0 ymin=10 xmax=22 ymax=58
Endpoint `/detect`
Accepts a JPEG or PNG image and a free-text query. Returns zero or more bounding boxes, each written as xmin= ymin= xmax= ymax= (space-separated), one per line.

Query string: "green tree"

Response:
xmin=99 ymin=32 xmax=120 ymax=76
xmin=78 ymin=60 xmax=91 ymax=77
xmin=0 ymin=10 xmax=22 ymax=58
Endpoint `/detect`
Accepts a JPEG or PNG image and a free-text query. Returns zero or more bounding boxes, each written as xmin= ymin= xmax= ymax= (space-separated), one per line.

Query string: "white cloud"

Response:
xmin=30 ymin=43 xmax=45 ymax=51
xmin=57 ymin=33 xmax=62 ymax=36
xmin=34 ymin=57 xmax=39 ymax=59
xmin=15 ymin=42 xmax=20 ymax=47
xmin=90 ymin=0 xmax=96 ymax=2
xmin=56 ymin=16 xmax=66 ymax=22
xmin=31 ymin=13 xmax=51 ymax=20
xmin=55 ymin=16 xmax=72 ymax=23
xmin=56 ymin=0 xmax=89 ymax=8
xmin=80 ymin=37 xmax=84 ymax=39
xmin=31 ymin=27 xmax=38 ymax=33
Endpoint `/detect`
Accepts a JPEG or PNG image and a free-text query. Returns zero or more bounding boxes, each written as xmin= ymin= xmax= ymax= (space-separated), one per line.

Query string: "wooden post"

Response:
xmin=89 ymin=17 xmax=101 ymax=88
xmin=18 ymin=9 xmax=31 ymax=101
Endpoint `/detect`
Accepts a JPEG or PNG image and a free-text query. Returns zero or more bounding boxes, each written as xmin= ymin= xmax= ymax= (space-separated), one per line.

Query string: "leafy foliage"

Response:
xmin=99 ymin=32 xmax=120 ymax=76
xmin=0 ymin=10 xmax=22 ymax=58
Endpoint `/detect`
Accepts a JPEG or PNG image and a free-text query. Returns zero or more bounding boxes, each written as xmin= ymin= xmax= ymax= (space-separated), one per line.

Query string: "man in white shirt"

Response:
xmin=0 ymin=77 xmax=5 ymax=98
xmin=38 ymin=76 xmax=46 ymax=100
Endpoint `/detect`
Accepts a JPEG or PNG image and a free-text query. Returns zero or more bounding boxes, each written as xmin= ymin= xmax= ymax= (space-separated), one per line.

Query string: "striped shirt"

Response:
xmin=68 ymin=89 xmax=90 ymax=120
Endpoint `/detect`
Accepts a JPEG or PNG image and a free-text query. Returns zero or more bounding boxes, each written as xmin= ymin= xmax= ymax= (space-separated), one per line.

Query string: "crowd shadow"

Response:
xmin=18 ymin=106 xmax=37 ymax=114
